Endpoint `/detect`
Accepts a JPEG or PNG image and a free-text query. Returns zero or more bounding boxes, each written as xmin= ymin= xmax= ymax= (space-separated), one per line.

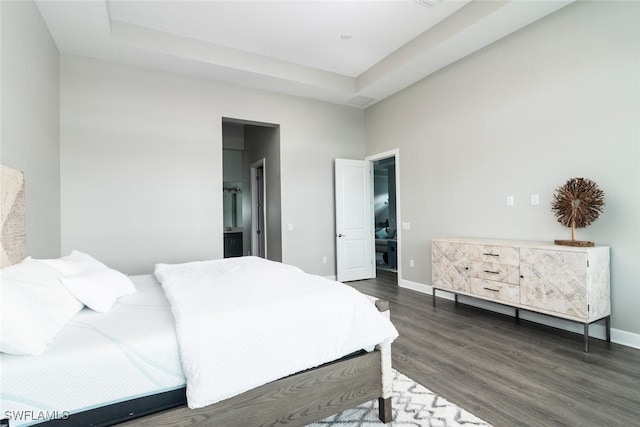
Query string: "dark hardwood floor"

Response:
xmin=348 ymin=270 xmax=640 ymax=427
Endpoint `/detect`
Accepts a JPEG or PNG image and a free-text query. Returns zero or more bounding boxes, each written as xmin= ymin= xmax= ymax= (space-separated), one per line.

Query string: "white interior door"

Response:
xmin=335 ymin=159 xmax=374 ymax=282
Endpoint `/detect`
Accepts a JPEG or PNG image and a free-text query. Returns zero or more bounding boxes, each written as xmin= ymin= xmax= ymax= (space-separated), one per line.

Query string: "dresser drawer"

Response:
xmin=469 ymin=278 xmax=520 ymax=305
xmin=468 ymin=262 xmax=520 ymax=285
xmin=464 ymin=244 xmax=519 ymax=266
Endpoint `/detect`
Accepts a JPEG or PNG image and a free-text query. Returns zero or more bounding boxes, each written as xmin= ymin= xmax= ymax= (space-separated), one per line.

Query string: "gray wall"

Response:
xmin=8 ymin=0 xmax=637 ymax=343
xmin=0 ymin=0 xmax=60 ymax=258
xmin=244 ymin=125 xmax=282 ymax=262
xmin=365 ymin=1 xmax=640 ymax=338
xmin=60 ymin=54 xmax=364 ymax=276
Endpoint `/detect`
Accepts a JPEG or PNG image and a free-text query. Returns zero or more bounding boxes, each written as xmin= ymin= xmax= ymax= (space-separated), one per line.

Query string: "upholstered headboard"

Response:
xmin=1 ymin=164 xmax=26 ymax=267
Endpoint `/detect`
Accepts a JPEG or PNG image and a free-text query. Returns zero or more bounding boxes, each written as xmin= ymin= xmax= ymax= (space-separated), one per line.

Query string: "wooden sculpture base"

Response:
xmin=554 ymin=239 xmax=595 ymax=247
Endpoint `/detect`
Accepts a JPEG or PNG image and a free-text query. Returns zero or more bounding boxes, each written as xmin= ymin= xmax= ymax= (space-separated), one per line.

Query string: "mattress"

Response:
xmin=0 ymin=275 xmax=185 ymax=426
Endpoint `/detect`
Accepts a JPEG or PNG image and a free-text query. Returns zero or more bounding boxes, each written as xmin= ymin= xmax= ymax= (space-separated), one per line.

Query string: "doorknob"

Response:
xmin=338 ymin=233 xmax=347 ymax=237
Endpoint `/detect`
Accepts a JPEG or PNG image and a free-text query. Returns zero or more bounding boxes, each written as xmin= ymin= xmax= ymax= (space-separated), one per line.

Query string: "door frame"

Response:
xmin=366 ymin=149 xmax=401 ymax=281
xmin=250 ymin=158 xmax=267 ymax=258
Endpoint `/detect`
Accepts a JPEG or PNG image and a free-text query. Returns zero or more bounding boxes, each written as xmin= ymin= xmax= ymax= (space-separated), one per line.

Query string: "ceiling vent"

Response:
xmin=346 ymin=96 xmax=376 ymax=108
xmin=416 ymin=0 xmax=441 ymax=7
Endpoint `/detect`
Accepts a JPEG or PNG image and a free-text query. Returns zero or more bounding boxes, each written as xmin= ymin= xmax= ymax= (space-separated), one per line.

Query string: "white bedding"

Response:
xmin=154 ymin=256 xmax=399 ymax=409
xmin=1 ymin=257 xmax=397 ymax=425
xmin=0 ymin=275 xmax=185 ymax=427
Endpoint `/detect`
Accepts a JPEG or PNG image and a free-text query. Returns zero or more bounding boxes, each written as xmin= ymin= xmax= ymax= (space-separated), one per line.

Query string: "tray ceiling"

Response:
xmin=35 ymin=0 xmax=574 ymax=107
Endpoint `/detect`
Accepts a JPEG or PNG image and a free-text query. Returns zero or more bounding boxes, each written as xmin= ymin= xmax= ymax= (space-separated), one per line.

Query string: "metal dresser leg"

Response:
xmin=584 ymin=323 xmax=590 ymax=353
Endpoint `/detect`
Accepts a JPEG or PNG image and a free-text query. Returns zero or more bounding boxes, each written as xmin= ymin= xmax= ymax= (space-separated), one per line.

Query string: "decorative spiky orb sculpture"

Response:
xmin=551 ymin=177 xmax=605 ymax=246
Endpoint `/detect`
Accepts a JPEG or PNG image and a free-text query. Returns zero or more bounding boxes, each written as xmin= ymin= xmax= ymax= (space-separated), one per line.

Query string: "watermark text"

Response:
xmin=3 ymin=410 xmax=70 ymax=422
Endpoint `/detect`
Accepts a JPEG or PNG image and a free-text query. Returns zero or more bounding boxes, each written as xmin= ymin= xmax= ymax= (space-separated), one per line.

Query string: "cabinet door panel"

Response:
xmin=432 ymin=241 xmax=470 ymax=293
xmin=520 ymin=249 xmax=587 ymax=318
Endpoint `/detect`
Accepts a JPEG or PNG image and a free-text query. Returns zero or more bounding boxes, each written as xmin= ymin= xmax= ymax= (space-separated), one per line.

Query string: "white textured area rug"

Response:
xmin=309 ymin=370 xmax=492 ymax=427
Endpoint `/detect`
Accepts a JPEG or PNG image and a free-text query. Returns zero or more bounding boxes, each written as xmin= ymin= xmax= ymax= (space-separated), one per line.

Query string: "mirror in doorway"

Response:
xmin=373 ymin=157 xmax=397 ymax=272
xmin=223 ymin=182 xmax=242 ymax=230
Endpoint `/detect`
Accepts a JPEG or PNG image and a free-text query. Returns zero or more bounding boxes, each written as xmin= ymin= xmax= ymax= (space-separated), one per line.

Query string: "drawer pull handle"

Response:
xmin=483 ymin=287 xmax=500 ymax=293
xmin=484 ymin=270 xmax=500 ymax=275
xmin=483 ymin=253 xmax=499 ymax=257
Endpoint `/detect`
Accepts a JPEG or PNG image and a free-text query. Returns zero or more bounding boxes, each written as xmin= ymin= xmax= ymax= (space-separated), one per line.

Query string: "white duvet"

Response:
xmin=154 ymin=256 xmax=398 ymax=409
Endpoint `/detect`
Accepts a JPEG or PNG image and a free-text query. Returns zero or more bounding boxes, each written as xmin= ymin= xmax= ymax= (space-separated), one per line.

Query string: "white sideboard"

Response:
xmin=431 ymin=238 xmax=610 ymax=352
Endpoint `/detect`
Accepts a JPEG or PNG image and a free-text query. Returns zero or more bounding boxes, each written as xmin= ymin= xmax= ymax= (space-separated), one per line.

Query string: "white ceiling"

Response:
xmin=35 ymin=0 xmax=574 ymax=108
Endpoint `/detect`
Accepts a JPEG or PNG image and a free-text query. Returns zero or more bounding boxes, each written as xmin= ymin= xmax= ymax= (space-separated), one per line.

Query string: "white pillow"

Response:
xmin=60 ymin=268 xmax=137 ymax=313
xmin=40 ymin=250 xmax=108 ymax=276
xmin=0 ymin=258 xmax=84 ymax=355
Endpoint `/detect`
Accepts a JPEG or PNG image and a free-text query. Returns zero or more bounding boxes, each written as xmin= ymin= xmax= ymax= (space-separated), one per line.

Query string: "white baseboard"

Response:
xmin=398 ymin=278 xmax=432 ymax=294
xmin=398 ymin=279 xmax=640 ymax=350
xmin=611 ymin=328 xmax=640 ymax=350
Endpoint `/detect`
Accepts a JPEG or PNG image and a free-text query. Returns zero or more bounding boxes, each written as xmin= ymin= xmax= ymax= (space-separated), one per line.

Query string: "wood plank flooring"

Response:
xmin=347 ymin=270 xmax=640 ymax=427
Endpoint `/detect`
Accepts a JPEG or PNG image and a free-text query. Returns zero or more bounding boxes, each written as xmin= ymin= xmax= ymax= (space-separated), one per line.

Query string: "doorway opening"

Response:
xmin=366 ymin=150 xmax=399 ymax=283
xmin=334 ymin=149 xmax=400 ymax=284
xmin=372 ymin=157 xmax=397 ymax=273
xmin=222 ymin=118 xmax=282 ymax=261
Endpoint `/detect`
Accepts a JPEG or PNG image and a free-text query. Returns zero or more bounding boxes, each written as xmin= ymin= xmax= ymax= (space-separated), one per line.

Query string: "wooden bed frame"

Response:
xmin=122 ymin=347 xmax=391 ymax=427
xmin=28 ymin=331 xmax=392 ymax=427
xmin=0 ymin=164 xmax=394 ymax=427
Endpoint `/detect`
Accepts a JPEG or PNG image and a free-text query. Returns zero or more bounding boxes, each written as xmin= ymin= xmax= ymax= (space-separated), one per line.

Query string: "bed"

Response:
xmin=0 ymin=164 xmax=398 ymax=427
